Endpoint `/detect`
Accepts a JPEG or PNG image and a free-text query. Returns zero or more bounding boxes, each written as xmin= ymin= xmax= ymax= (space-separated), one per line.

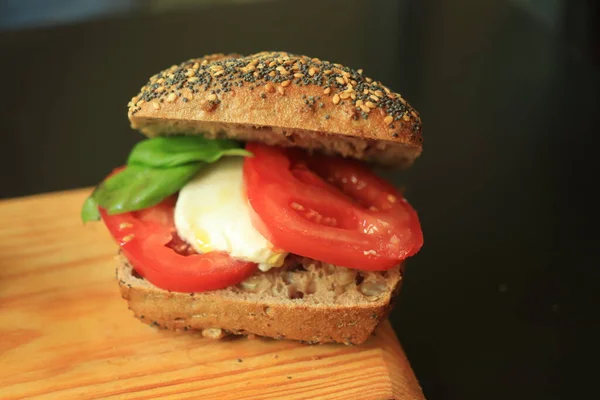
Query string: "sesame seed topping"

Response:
xmin=130 ymin=51 xmax=420 ymax=137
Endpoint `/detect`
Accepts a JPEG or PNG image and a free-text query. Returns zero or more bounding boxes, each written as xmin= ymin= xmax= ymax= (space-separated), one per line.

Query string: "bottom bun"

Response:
xmin=117 ymin=254 xmax=404 ymax=345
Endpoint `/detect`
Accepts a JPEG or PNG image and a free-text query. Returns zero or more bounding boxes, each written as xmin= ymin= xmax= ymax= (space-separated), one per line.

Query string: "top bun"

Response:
xmin=128 ymin=51 xmax=422 ymax=167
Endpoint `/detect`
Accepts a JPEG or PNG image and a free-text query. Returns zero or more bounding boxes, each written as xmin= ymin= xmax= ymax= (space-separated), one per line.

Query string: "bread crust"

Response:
xmin=128 ymin=51 xmax=423 ymax=167
xmin=117 ymin=256 xmax=403 ymax=345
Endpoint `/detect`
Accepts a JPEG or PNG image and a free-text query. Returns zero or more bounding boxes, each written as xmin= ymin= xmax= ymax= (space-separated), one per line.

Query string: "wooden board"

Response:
xmin=0 ymin=189 xmax=424 ymax=400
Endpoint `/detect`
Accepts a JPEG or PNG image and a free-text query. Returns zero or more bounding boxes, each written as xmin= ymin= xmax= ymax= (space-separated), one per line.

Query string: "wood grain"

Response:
xmin=0 ymin=189 xmax=424 ymax=400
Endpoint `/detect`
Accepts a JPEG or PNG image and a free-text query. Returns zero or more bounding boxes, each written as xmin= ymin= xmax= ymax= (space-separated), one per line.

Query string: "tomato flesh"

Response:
xmin=243 ymin=143 xmax=423 ymax=270
xmin=100 ymin=170 xmax=257 ymax=293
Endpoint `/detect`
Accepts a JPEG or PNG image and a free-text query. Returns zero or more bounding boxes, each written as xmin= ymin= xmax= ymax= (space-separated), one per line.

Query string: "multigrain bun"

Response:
xmin=117 ymin=254 xmax=404 ymax=345
xmin=128 ymin=51 xmax=423 ymax=167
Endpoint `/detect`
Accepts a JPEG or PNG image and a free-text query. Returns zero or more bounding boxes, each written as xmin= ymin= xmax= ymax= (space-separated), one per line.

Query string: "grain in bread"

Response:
xmin=117 ymin=254 xmax=404 ymax=345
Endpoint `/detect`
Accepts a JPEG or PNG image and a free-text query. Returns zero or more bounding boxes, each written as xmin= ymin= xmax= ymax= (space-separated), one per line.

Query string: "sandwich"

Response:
xmin=82 ymin=51 xmax=424 ymax=345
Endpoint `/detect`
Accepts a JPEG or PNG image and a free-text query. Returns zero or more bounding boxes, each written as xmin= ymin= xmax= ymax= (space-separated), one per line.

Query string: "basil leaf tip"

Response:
xmin=81 ymin=195 xmax=101 ymax=223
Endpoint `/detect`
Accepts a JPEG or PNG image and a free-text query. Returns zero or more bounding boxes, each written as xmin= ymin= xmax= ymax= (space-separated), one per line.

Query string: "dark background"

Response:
xmin=1 ymin=0 xmax=599 ymax=399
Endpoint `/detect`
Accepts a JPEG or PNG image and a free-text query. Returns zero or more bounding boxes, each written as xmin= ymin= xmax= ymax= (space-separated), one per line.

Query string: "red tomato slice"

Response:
xmin=243 ymin=143 xmax=423 ymax=271
xmin=99 ymin=170 xmax=257 ymax=292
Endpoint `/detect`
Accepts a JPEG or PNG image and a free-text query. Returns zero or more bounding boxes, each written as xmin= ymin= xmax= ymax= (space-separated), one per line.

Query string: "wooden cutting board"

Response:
xmin=0 ymin=189 xmax=424 ymax=400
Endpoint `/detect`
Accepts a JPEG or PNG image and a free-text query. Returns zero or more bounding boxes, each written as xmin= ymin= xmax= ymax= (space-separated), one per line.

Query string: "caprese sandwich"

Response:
xmin=82 ymin=51 xmax=424 ymax=345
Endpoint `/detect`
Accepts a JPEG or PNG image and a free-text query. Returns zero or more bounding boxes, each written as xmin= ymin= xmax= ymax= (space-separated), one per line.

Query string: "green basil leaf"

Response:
xmin=81 ymin=195 xmax=100 ymax=223
xmin=94 ymin=163 xmax=203 ymax=214
xmin=127 ymin=136 xmax=251 ymax=168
